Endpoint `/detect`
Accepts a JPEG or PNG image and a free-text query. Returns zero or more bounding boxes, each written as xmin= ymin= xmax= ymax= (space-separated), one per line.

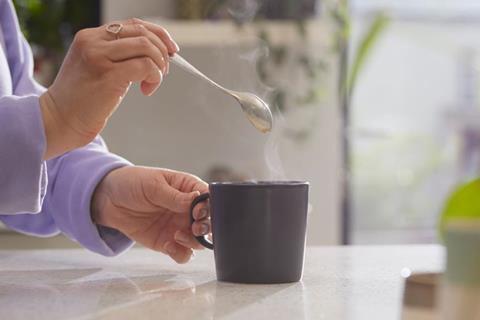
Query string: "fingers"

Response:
xmin=160 ymin=169 xmax=209 ymax=194
xmin=191 ymin=198 xmax=210 ymax=237
xmin=174 ymin=230 xmax=204 ymax=250
xmin=113 ymin=23 xmax=170 ymax=74
xmin=106 ymin=36 xmax=168 ymax=75
xmin=150 ymin=181 xmax=201 ymax=213
xmin=140 ymin=169 xmax=211 ymax=213
xmin=192 ymin=201 xmax=209 ymax=220
xmin=113 ymin=57 xmax=162 ymax=96
xmin=124 ymin=18 xmax=179 ymax=55
xmin=192 ymin=219 xmax=211 ymax=237
xmin=193 ymin=180 xmax=209 ymax=195
xmin=164 ymin=241 xmax=193 ymax=264
xmin=140 ymin=80 xmax=161 ymax=96
xmin=102 ymin=18 xmax=178 ymax=78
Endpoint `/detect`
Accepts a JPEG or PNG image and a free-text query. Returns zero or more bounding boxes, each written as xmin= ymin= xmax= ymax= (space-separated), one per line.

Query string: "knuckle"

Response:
xmin=127 ymin=17 xmax=143 ymax=25
xmin=142 ymin=57 xmax=156 ymax=69
xmin=73 ymin=29 xmax=90 ymax=48
xmin=134 ymin=23 xmax=147 ymax=34
xmin=137 ymin=36 xmax=151 ymax=49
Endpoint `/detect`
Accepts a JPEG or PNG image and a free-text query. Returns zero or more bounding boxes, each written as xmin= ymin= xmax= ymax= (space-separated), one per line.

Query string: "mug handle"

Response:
xmin=190 ymin=193 xmax=214 ymax=250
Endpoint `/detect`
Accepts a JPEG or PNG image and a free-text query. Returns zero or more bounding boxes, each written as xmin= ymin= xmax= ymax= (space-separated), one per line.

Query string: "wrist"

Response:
xmin=91 ymin=169 xmax=124 ymax=230
xmin=91 ymin=176 xmax=111 ymax=227
xmin=40 ymin=90 xmax=97 ymax=160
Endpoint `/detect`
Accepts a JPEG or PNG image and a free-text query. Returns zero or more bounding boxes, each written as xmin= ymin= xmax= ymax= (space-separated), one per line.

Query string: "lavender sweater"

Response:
xmin=0 ymin=0 xmax=134 ymax=256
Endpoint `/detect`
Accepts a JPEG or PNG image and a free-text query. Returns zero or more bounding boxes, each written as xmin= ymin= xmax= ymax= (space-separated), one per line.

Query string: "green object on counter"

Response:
xmin=440 ymin=178 xmax=480 ymax=236
xmin=440 ymin=179 xmax=480 ymax=285
xmin=444 ymin=222 xmax=480 ymax=285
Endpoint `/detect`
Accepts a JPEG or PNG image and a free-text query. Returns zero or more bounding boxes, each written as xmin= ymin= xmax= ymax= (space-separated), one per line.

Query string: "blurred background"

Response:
xmin=2 ymin=0 xmax=479 ymax=248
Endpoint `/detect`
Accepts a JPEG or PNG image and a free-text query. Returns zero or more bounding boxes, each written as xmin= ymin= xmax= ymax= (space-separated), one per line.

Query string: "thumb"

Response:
xmin=159 ymin=185 xmax=200 ymax=213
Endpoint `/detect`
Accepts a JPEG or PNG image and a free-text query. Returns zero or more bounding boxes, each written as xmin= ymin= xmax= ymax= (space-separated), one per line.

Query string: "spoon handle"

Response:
xmin=170 ymin=54 xmax=232 ymax=96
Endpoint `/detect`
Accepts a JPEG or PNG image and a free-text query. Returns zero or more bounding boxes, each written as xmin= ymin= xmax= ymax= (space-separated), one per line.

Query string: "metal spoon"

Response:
xmin=170 ymin=54 xmax=273 ymax=133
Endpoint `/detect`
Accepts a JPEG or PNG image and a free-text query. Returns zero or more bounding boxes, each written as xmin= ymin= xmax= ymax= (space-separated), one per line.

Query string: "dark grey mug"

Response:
xmin=189 ymin=181 xmax=309 ymax=284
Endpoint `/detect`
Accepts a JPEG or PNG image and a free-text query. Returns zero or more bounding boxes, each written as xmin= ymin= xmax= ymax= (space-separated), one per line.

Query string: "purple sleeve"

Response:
xmin=0 ymin=0 xmax=48 ymax=213
xmin=1 ymin=136 xmax=135 ymax=256
xmin=0 ymin=0 xmax=134 ymax=256
xmin=0 ymin=95 xmax=47 ymax=213
xmin=43 ymin=137 xmax=134 ymax=256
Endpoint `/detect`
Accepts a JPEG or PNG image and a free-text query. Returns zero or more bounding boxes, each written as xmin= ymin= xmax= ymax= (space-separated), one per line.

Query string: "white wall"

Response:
xmin=102 ymin=0 xmax=175 ymax=22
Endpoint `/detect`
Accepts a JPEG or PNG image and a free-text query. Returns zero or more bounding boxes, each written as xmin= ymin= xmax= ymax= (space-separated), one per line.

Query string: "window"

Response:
xmin=349 ymin=0 xmax=480 ymax=243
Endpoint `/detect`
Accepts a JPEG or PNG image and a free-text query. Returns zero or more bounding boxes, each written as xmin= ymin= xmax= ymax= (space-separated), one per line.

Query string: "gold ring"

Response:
xmin=105 ymin=23 xmax=123 ymax=40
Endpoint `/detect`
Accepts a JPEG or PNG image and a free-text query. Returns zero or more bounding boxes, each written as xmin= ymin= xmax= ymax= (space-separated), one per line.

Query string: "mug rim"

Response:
xmin=210 ymin=180 xmax=309 ymax=187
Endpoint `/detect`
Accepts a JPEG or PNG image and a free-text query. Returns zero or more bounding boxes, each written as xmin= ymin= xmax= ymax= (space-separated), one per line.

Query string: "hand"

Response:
xmin=40 ymin=18 xmax=179 ymax=160
xmin=92 ymin=166 xmax=211 ymax=263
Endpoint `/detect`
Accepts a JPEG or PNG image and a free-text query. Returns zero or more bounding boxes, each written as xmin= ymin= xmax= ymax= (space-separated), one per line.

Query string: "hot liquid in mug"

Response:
xmin=189 ymin=181 xmax=309 ymax=284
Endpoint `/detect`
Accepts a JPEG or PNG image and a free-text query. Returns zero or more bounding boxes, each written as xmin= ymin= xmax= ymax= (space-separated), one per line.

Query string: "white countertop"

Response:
xmin=0 ymin=245 xmax=444 ymax=320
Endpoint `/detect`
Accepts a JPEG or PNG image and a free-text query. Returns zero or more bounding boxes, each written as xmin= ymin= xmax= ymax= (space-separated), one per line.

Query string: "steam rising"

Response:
xmin=264 ymin=113 xmax=288 ymax=180
xmin=214 ymin=0 xmax=290 ymax=182
xmin=226 ymin=0 xmax=288 ymax=181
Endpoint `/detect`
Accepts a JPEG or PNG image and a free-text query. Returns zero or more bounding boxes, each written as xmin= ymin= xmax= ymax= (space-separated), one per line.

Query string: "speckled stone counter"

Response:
xmin=0 ymin=245 xmax=444 ymax=320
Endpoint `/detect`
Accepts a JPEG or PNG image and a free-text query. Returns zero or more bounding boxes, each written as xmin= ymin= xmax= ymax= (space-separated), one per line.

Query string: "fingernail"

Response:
xmin=174 ymin=42 xmax=180 ymax=52
xmin=198 ymin=208 xmax=208 ymax=219
xmin=165 ymin=242 xmax=176 ymax=255
xmin=200 ymin=223 xmax=209 ymax=235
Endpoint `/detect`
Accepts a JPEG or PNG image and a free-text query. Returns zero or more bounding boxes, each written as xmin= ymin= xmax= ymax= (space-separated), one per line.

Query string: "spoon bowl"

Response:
xmin=170 ymin=54 xmax=273 ymax=133
xmin=231 ymin=91 xmax=273 ymax=133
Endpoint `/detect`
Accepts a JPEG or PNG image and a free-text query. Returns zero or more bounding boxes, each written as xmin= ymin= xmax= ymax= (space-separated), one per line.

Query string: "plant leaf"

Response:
xmin=346 ymin=13 xmax=390 ymax=101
